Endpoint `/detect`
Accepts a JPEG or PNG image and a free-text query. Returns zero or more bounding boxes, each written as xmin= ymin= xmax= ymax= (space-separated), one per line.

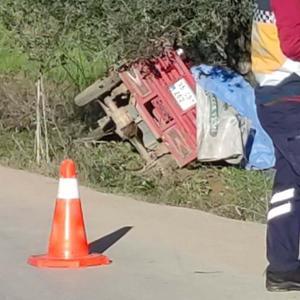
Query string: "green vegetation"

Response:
xmin=0 ymin=24 xmax=30 ymax=74
xmin=0 ymin=0 xmax=253 ymax=76
xmin=0 ymin=130 xmax=271 ymax=223
xmin=0 ymin=0 xmax=272 ymax=223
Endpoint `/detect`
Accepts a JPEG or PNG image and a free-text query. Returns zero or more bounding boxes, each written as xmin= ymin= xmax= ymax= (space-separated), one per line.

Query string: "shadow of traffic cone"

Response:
xmin=28 ymin=159 xmax=111 ymax=268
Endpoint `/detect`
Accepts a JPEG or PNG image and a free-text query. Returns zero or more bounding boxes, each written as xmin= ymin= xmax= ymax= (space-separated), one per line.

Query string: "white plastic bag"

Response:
xmin=196 ymin=84 xmax=250 ymax=164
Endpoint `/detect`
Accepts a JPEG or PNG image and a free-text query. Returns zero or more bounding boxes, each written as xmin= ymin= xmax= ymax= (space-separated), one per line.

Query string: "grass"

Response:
xmin=47 ymin=46 xmax=118 ymax=89
xmin=0 ymin=129 xmax=271 ymax=224
xmin=0 ymin=25 xmax=33 ymax=75
xmin=0 ymin=24 xmax=115 ymax=88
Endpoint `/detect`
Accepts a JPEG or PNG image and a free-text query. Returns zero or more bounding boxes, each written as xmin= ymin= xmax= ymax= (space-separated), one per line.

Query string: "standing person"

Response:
xmin=252 ymin=0 xmax=300 ymax=292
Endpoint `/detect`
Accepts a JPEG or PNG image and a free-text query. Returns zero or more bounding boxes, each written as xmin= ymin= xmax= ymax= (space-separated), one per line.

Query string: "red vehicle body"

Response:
xmin=75 ymin=49 xmax=197 ymax=168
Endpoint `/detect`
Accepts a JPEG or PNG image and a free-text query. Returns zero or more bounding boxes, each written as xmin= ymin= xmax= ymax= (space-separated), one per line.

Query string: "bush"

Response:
xmin=101 ymin=0 xmax=253 ymax=70
xmin=0 ymin=0 xmax=253 ymax=77
xmin=0 ymin=0 xmax=117 ymax=87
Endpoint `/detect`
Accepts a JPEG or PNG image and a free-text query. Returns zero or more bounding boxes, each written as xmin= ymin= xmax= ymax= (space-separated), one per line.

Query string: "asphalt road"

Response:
xmin=0 ymin=165 xmax=298 ymax=300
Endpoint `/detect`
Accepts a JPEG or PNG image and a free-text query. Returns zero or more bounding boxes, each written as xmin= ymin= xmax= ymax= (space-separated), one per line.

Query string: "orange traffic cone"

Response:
xmin=28 ymin=159 xmax=111 ymax=268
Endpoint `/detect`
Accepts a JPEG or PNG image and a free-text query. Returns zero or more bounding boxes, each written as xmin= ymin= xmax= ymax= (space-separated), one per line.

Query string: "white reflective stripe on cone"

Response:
xmin=270 ymin=188 xmax=295 ymax=204
xmin=57 ymin=178 xmax=80 ymax=199
xmin=268 ymin=202 xmax=292 ymax=221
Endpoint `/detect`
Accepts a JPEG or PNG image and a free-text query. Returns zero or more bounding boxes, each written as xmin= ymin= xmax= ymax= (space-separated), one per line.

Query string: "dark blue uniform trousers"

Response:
xmin=257 ymin=97 xmax=300 ymax=272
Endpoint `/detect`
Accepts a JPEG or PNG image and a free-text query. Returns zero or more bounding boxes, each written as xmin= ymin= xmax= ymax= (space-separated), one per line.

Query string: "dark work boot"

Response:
xmin=266 ymin=268 xmax=300 ymax=292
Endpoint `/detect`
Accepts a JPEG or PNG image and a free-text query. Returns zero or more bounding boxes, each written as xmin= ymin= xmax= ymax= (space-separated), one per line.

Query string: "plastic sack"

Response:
xmin=196 ymin=84 xmax=250 ymax=164
xmin=191 ymin=65 xmax=275 ymax=169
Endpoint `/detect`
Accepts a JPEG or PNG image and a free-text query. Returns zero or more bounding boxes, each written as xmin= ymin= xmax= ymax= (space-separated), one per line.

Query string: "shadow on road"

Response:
xmin=89 ymin=226 xmax=133 ymax=253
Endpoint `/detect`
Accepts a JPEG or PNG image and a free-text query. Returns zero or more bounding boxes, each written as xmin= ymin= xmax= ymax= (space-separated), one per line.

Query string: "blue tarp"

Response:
xmin=191 ymin=64 xmax=275 ymax=170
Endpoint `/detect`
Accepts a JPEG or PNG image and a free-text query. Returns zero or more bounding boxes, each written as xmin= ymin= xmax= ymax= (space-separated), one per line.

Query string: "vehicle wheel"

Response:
xmin=74 ymin=72 xmax=121 ymax=107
